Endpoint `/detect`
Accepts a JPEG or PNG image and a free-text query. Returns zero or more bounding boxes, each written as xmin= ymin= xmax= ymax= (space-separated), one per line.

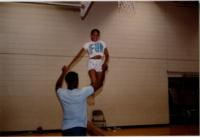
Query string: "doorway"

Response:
xmin=168 ymin=74 xmax=199 ymax=124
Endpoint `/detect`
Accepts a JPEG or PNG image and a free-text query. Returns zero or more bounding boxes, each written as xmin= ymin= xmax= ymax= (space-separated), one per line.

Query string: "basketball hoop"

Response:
xmin=80 ymin=1 xmax=92 ymax=20
xmin=118 ymin=1 xmax=135 ymax=14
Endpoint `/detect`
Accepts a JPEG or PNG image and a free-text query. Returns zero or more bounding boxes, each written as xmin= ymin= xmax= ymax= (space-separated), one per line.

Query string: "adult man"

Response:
xmin=55 ymin=65 xmax=107 ymax=136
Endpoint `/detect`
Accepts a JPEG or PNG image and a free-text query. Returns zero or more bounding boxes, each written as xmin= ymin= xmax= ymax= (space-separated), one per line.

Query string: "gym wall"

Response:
xmin=0 ymin=2 xmax=198 ymax=131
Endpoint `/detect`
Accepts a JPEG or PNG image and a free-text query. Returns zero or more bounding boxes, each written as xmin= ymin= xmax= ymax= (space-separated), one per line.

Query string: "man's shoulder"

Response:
xmin=81 ymin=85 xmax=94 ymax=91
xmin=80 ymin=86 xmax=94 ymax=94
xmin=57 ymin=88 xmax=68 ymax=94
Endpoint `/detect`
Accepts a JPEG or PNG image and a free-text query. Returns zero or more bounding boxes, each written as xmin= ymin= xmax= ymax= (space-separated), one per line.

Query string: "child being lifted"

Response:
xmin=67 ymin=28 xmax=109 ymax=95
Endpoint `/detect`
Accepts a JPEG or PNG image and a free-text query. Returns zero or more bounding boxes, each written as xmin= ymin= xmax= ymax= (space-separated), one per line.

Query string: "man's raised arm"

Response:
xmin=55 ymin=66 xmax=69 ymax=92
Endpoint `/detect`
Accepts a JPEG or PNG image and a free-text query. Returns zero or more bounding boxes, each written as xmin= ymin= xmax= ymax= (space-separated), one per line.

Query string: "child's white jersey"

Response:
xmin=83 ymin=40 xmax=106 ymax=58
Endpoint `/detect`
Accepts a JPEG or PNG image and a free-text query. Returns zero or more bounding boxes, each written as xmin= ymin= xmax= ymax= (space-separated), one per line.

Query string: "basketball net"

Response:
xmin=118 ymin=1 xmax=135 ymax=14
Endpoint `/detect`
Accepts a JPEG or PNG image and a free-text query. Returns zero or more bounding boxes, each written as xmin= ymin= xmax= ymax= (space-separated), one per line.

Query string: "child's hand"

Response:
xmin=62 ymin=65 xmax=69 ymax=73
xmin=102 ymin=63 xmax=108 ymax=71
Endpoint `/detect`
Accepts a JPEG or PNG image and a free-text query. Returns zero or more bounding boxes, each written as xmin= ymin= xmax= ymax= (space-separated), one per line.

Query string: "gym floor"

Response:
xmin=4 ymin=124 xmax=198 ymax=136
xmin=104 ymin=124 xmax=199 ymax=136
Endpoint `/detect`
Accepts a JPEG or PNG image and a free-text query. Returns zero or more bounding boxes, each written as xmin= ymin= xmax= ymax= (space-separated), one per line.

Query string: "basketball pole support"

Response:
xmin=80 ymin=1 xmax=93 ymax=20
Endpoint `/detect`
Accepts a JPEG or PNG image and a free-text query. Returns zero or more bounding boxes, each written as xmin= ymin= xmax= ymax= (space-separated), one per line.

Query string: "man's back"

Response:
xmin=57 ymin=86 xmax=94 ymax=130
xmin=55 ymin=66 xmax=107 ymax=136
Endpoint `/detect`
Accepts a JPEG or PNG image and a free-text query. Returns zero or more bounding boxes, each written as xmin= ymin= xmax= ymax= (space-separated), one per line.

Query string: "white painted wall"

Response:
xmin=0 ymin=2 xmax=198 ymax=131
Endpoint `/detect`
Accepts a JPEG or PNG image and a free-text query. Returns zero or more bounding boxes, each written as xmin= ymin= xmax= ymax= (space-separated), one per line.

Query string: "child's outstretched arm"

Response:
xmin=68 ymin=48 xmax=85 ymax=69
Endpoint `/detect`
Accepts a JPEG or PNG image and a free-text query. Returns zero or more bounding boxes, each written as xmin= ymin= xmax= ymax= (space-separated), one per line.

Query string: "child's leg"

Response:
xmin=88 ymin=70 xmax=98 ymax=96
xmin=97 ymin=72 xmax=104 ymax=85
xmin=89 ymin=69 xmax=106 ymax=90
xmin=96 ymin=62 xmax=107 ymax=85
xmin=88 ymin=69 xmax=97 ymax=105
xmin=88 ymin=69 xmax=97 ymax=86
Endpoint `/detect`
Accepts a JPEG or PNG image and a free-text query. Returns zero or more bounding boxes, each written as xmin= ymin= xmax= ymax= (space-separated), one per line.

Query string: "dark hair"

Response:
xmin=91 ymin=28 xmax=100 ymax=35
xmin=65 ymin=71 xmax=78 ymax=85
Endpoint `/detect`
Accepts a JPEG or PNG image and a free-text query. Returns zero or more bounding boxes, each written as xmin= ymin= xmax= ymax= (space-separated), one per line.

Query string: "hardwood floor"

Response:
xmin=3 ymin=124 xmax=198 ymax=136
xmin=105 ymin=124 xmax=199 ymax=136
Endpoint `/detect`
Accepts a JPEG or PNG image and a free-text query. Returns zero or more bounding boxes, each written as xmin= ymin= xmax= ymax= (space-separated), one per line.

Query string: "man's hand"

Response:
xmin=55 ymin=65 xmax=69 ymax=92
xmin=62 ymin=65 xmax=69 ymax=73
xmin=102 ymin=63 xmax=108 ymax=71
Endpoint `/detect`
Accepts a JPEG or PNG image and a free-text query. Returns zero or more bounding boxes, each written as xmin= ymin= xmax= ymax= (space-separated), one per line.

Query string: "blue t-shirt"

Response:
xmin=57 ymin=86 xmax=94 ymax=130
xmin=83 ymin=40 xmax=106 ymax=58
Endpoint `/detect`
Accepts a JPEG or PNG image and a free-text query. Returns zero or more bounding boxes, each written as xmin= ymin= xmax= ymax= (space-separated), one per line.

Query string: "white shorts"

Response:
xmin=88 ymin=59 xmax=104 ymax=72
